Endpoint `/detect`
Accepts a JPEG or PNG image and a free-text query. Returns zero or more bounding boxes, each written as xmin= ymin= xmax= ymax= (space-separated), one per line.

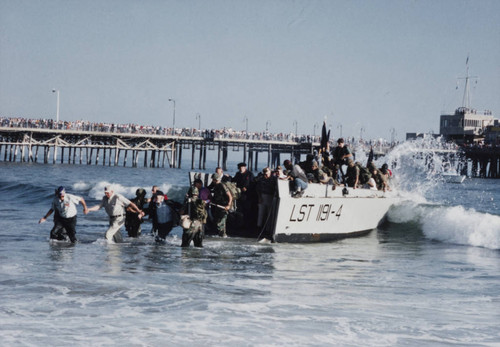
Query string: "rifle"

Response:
xmin=209 ymin=202 xmax=235 ymax=213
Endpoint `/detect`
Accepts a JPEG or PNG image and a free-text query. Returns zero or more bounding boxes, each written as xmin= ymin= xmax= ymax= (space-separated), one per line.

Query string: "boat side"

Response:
xmin=272 ymin=180 xmax=395 ymax=242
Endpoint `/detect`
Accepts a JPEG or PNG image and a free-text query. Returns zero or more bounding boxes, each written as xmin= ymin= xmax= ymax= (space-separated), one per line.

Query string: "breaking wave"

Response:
xmin=376 ymin=136 xmax=500 ymax=250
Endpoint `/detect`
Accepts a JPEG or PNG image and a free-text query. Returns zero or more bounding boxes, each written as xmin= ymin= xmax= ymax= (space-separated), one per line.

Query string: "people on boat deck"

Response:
xmin=309 ymin=160 xmax=335 ymax=185
xmin=331 ymin=138 xmax=353 ymax=166
xmin=149 ymin=190 xmax=174 ymax=242
xmin=299 ymin=154 xmax=316 ymax=175
xmin=381 ymin=163 xmax=393 ymax=178
xmin=369 ymin=166 xmax=390 ymax=192
xmin=255 ymin=167 xmax=277 ymax=229
xmin=87 ymin=186 xmax=144 ymax=243
xmin=356 ymin=162 xmax=372 ymax=186
xmin=274 ymin=165 xmax=288 ymax=180
xmin=209 ymin=173 xmax=233 ymax=237
xmin=180 ymin=186 xmax=206 ymax=247
xmin=331 ymin=138 xmax=353 ymax=182
xmin=39 ymin=186 xmax=88 ymax=243
xmin=125 ymin=188 xmax=147 ymax=237
xmin=283 ymin=159 xmax=308 ymax=197
xmin=345 ymin=159 xmax=360 ymax=188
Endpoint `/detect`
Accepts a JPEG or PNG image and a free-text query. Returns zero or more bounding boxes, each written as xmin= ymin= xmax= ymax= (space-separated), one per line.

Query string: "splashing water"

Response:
xmin=368 ymin=136 xmax=500 ymax=250
xmin=382 ymin=135 xmax=462 ymax=194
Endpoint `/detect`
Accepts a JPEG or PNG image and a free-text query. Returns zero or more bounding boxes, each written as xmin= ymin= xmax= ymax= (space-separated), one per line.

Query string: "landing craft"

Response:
xmin=189 ymin=172 xmax=396 ymax=242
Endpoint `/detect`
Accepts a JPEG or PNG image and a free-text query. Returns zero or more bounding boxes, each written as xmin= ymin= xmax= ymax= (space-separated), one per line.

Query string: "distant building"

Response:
xmin=438 ymin=60 xmax=498 ymax=145
xmin=440 ymin=107 xmax=496 ymax=144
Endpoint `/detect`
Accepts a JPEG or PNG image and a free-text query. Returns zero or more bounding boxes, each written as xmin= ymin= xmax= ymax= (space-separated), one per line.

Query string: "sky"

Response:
xmin=1 ymin=0 xmax=499 ymax=141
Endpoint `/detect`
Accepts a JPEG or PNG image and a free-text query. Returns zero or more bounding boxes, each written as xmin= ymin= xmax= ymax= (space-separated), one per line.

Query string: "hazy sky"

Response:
xmin=1 ymin=0 xmax=499 ymax=141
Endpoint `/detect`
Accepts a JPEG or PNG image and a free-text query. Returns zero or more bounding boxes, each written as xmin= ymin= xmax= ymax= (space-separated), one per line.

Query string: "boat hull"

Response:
xmin=272 ymin=181 xmax=395 ymax=242
xmin=273 ymin=228 xmax=374 ymax=243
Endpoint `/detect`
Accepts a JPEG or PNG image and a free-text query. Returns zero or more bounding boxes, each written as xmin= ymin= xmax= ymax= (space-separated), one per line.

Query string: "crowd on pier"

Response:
xmin=1 ymin=116 xmax=401 ymax=154
xmin=0 ymin=116 xmax=321 ymax=142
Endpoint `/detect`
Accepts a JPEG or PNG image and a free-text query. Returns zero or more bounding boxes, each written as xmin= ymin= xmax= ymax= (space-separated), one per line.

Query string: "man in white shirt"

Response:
xmin=39 ymin=186 xmax=88 ymax=243
xmin=87 ymin=186 xmax=144 ymax=243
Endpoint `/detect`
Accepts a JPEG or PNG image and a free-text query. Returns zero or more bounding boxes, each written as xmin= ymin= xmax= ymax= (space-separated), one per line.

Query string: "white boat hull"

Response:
xmin=273 ymin=180 xmax=395 ymax=242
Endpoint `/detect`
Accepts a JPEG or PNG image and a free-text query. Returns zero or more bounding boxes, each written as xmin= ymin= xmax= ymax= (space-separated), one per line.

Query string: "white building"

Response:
xmin=440 ymin=107 xmax=495 ymax=144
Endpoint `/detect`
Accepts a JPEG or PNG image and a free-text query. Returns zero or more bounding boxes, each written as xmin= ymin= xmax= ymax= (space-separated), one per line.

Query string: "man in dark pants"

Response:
xmin=39 ymin=186 xmax=88 ymax=243
xmin=125 ymin=188 xmax=147 ymax=237
xmin=331 ymin=138 xmax=353 ymax=182
xmin=232 ymin=162 xmax=255 ymax=228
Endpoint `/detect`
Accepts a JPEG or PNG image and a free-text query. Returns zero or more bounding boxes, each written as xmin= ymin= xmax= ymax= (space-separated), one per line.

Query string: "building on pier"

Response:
xmin=440 ymin=107 xmax=496 ymax=144
xmin=439 ymin=61 xmax=498 ymax=145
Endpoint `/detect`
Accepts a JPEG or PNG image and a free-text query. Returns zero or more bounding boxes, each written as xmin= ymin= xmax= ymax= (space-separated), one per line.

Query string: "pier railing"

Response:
xmin=0 ymin=126 xmax=316 ymax=171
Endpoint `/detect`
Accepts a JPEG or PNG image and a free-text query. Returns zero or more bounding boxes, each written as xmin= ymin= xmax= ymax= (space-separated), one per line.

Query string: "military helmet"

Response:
xmin=188 ymin=186 xmax=199 ymax=197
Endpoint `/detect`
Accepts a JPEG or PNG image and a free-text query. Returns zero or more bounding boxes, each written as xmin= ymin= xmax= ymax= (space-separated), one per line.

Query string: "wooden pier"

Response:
xmin=463 ymin=147 xmax=500 ymax=178
xmin=0 ymin=127 xmax=314 ymax=171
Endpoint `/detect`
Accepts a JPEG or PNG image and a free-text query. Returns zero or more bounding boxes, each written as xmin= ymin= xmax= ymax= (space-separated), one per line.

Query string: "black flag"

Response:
xmin=366 ymin=146 xmax=374 ymax=168
xmin=320 ymin=121 xmax=329 ymax=151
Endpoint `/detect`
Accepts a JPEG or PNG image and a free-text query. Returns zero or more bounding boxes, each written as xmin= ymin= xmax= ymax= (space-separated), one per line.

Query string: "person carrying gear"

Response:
xmin=210 ymin=173 xmax=232 ymax=237
xmin=180 ymin=186 xmax=207 ymax=247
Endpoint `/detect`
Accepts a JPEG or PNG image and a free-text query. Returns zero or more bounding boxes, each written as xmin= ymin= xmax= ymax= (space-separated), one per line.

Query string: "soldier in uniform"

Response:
xmin=210 ymin=173 xmax=232 ymax=237
xmin=180 ymin=186 xmax=207 ymax=247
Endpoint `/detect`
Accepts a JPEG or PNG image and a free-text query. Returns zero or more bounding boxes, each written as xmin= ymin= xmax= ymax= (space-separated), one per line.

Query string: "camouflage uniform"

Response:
xmin=211 ymin=176 xmax=230 ymax=237
xmin=181 ymin=186 xmax=207 ymax=247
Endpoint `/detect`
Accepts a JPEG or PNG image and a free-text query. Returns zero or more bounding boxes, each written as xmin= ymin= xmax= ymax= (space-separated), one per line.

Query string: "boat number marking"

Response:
xmin=289 ymin=204 xmax=343 ymax=222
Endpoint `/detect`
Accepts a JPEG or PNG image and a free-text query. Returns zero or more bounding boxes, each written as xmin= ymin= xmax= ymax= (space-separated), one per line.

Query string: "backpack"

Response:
xmin=222 ymin=182 xmax=241 ymax=201
xmin=193 ymin=199 xmax=207 ymax=223
xmin=356 ymin=163 xmax=372 ymax=185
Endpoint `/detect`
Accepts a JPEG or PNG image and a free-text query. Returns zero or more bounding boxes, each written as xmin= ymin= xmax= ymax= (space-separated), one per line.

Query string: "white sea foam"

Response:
xmin=86 ymin=181 xmax=173 ymax=199
xmin=422 ymin=205 xmax=500 ymax=250
xmin=72 ymin=180 xmax=91 ymax=191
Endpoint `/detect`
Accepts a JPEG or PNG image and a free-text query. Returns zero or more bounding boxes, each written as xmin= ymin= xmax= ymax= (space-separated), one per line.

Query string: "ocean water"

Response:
xmin=0 ymin=141 xmax=499 ymax=346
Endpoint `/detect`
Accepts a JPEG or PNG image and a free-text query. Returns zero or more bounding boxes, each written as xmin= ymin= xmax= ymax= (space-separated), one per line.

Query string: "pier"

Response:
xmin=0 ymin=127 xmax=315 ymax=171
xmin=4 ymin=125 xmax=497 ymax=178
xmin=463 ymin=147 xmax=500 ymax=178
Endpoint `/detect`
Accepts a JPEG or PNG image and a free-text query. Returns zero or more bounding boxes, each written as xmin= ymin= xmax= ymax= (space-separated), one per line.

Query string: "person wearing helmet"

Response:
xmin=39 ymin=186 xmax=88 ymax=243
xmin=180 ymin=185 xmax=207 ymax=247
xmin=209 ymin=173 xmax=232 ymax=237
